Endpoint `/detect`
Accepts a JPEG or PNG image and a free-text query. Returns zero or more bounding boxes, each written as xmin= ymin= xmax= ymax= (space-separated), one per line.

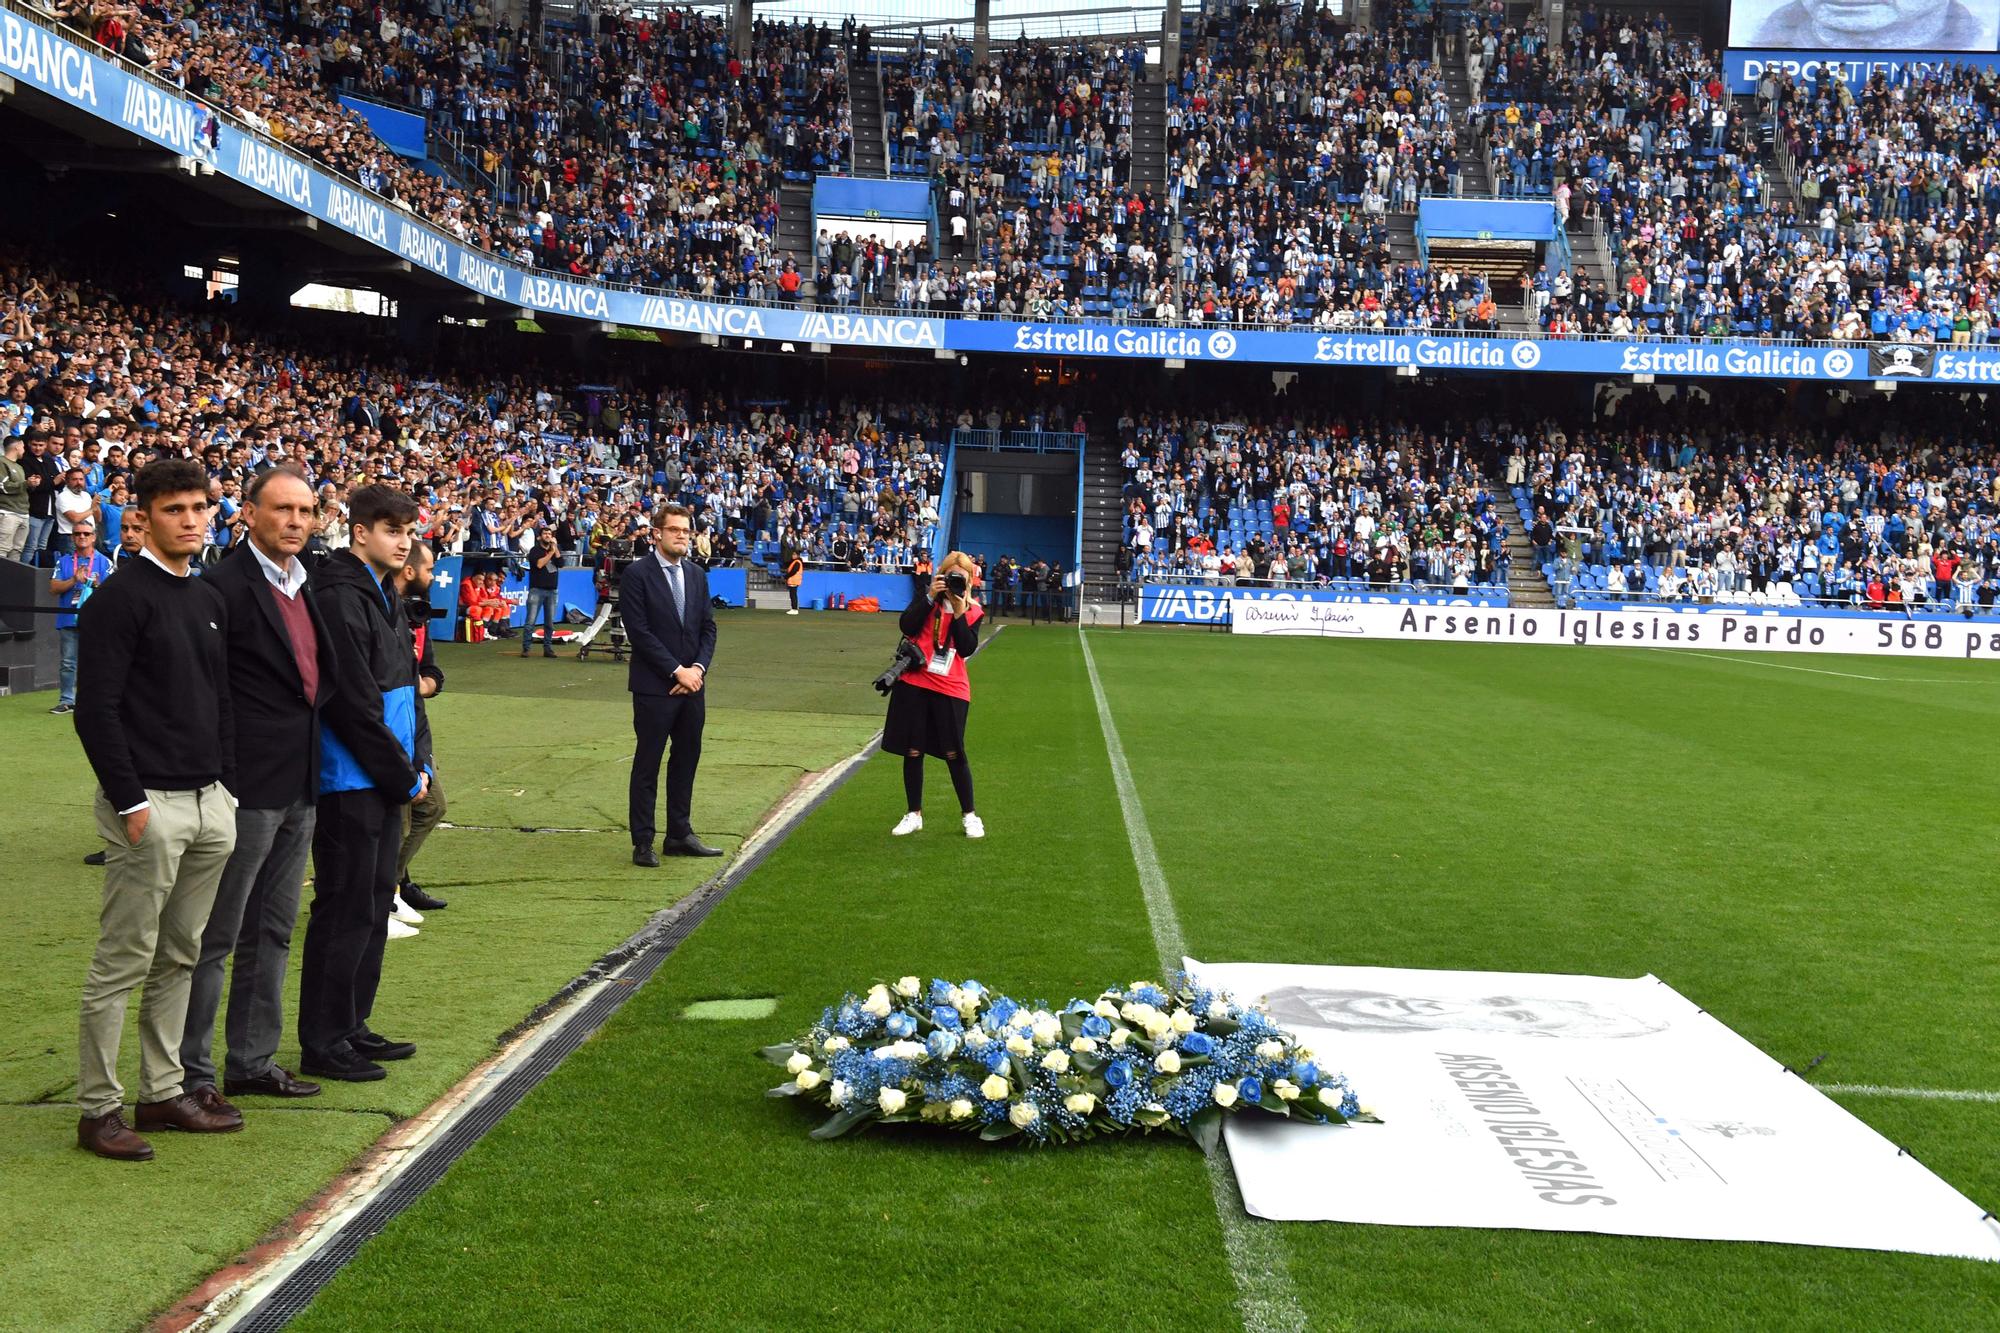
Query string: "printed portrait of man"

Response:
xmin=1263 ymin=987 xmax=1671 ymax=1039
xmin=1746 ymin=0 xmax=1999 ymax=52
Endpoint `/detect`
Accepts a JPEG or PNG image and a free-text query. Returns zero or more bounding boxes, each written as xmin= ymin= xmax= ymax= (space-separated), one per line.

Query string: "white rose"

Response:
xmin=1207 ymin=1000 xmax=1231 ymax=1021
xmin=1008 ymin=1010 xmax=1034 ymax=1030
xmin=1031 ymin=1018 xmax=1063 ymax=1046
xmin=946 ymin=986 xmax=965 ymax=1009
xmin=829 ymin=1079 xmax=851 ymax=1107
xmin=963 ymin=1028 xmax=990 ymax=1047
xmin=1070 ymin=1036 xmax=1098 ymax=1054
xmin=1109 ymin=1027 xmax=1132 ymax=1048
xmin=785 ymin=1051 xmax=812 ymax=1075
xmin=878 ymin=1087 xmax=908 ymax=1114
xmin=1094 ymin=999 xmax=1120 ymax=1019
xmin=1008 ymin=1100 xmax=1039 ymax=1128
xmin=1040 ymin=1050 xmax=1070 ymax=1073
xmin=1064 ymin=1092 xmax=1097 ymax=1116
xmin=1170 ymin=1008 xmax=1197 ymax=1034
xmin=1142 ymin=1012 xmax=1172 ymax=1039
xmin=955 ymin=992 xmax=981 ymax=1018
xmin=981 ymin=1074 xmax=1010 ymax=1101
xmin=1318 ymin=1087 xmax=1341 ymax=1108
xmin=1005 ymin=1033 xmax=1034 ymax=1056
xmin=1213 ymin=1083 xmax=1240 ymax=1108
xmin=1359 ymin=1103 xmax=1376 ymax=1118
xmin=1155 ymin=1049 xmax=1182 ymax=1074
xmin=949 ymin=1097 xmax=975 ymax=1120
xmin=861 ymin=985 xmax=893 ymax=1018
xmin=1255 ymin=1040 xmax=1286 ymax=1061
xmin=796 ymin=1069 xmax=823 ymax=1091
xmin=894 ymin=975 xmax=922 ymax=998
xmin=1273 ymin=1078 xmax=1300 ymax=1101
xmin=894 ymin=1040 xmax=926 ymax=1060
xmin=822 ymin=1036 xmax=850 ymax=1054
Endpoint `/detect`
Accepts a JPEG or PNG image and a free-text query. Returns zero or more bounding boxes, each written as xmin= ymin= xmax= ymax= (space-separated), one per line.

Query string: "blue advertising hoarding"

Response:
xmin=1724 ymin=47 xmax=2000 ymax=92
xmin=9 ymin=7 xmax=2000 ymax=387
xmin=1139 ymin=582 xmax=1510 ymax=625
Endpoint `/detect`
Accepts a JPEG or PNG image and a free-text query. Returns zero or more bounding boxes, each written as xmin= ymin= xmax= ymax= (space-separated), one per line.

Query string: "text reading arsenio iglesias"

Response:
xmin=1436 ymin=1053 xmax=1617 ymax=1207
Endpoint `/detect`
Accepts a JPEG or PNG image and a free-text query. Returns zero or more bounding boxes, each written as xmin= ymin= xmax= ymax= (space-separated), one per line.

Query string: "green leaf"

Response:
xmin=759 ymin=1044 xmax=799 ymax=1066
xmin=810 ymin=1106 xmax=878 ymax=1140
xmin=1189 ymin=1107 xmax=1224 ymax=1156
xmin=765 ymin=1082 xmax=805 ymax=1098
xmin=978 ymin=1122 xmax=1020 ymax=1142
xmin=1134 ymin=1106 xmax=1172 ymax=1129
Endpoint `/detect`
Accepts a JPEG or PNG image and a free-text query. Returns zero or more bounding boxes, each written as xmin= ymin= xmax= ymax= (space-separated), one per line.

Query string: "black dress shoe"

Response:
xmin=299 ymin=1044 xmax=387 ymax=1083
xmin=632 ymin=845 xmax=660 ymax=867
xmin=401 ymin=881 xmax=448 ymax=911
xmin=83 ymin=850 xmax=106 ymax=866
xmin=225 ymin=1066 xmax=322 ymax=1099
xmin=352 ymin=1031 xmax=417 ymax=1061
xmin=543 ymin=649 xmax=558 ymax=658
xmin=665 ymin=835 xmax=724 ymax=858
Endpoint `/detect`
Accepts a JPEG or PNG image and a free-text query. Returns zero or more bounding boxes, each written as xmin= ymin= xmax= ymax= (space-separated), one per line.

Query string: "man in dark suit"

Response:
xmin=622 ymin=503 xmax=722 ymax=865
xmin=180 ymin=465 xmax=330 ymax=1106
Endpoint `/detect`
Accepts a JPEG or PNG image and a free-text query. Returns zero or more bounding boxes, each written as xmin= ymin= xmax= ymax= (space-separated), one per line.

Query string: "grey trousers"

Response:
xmin=180 ymin=798 xmax=315 ymax=1089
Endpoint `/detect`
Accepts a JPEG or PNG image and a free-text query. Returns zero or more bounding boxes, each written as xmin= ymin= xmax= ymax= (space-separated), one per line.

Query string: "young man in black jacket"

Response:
xmin=298 ymin=485 xmax=432 ymax=1083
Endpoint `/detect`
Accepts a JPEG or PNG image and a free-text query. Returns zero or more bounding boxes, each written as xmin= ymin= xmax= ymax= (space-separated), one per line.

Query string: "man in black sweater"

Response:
xmin=74 ymin=459 xmax=244 ymax=1161
xmin=297 ymin=485 xmax=432 ymax=1083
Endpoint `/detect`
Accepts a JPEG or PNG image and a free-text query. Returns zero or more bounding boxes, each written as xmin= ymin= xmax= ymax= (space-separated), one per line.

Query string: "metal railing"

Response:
xmin=951 ymin=428 xmax=1086 ymax=452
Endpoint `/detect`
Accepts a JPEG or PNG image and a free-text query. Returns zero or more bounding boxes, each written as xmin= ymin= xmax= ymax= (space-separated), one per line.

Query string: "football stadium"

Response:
xmin=2 ymin=0 xmax=1998 ymax=1328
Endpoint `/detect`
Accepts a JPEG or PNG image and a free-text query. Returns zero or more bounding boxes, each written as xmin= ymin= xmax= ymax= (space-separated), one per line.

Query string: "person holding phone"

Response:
xmin=884 ymin=550 xmax=984 ymax=840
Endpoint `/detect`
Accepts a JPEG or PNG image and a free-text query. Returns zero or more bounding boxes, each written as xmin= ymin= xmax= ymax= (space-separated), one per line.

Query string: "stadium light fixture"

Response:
xmin=1632 ymin=372 xmax=1656 ymax=384
xmin=810 ymin=342 xmax=831 ymax=354
xmin=1395 ymin=364 xmax=1419 ymax=378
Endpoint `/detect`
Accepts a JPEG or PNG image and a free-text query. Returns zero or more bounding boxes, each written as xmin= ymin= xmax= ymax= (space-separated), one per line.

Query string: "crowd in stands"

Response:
xmin=1114 ymin=408 xmax=1509 ymax=592
xmin=0 ymin=251 xmax=946 ymax=581
xmin=1508 ymin=394 xmax=2000 ymax=610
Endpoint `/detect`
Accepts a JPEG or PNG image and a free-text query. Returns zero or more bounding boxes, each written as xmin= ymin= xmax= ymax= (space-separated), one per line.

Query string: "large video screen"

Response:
xmin=1728 ymin=0 xmax=2000 ymax=51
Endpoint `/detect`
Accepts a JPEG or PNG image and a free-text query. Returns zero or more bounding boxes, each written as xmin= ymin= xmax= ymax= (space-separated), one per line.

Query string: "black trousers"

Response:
xmin=630 ymin=691 xmax=705 ymax=847
xmin=298 ymin=788 xmax=400 ymax=1058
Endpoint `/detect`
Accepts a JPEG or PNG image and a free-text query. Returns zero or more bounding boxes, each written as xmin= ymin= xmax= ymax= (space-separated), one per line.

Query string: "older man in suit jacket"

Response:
xmin=179 ymin=465 xmax=332 ymax=1108
xmin=623 ymin=503 xmax=722 ymax=865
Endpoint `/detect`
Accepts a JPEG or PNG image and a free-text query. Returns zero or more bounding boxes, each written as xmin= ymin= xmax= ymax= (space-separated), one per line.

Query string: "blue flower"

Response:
xmin=987 ymin=996 xmax=1020 ymax=1028
xmin=1132 ymin=984 xmax=1169 ymax=1007
xmin=927 ymin=1028 xmax=961 ymax=1060
xmin=1105 ymin=1059 xmax=1132 ymax=1089
xmin=1291 ymin=1060 xmax=1319 ymax=1088
xmin=884 ymin=1012 xmax=917 ymax=1039
xmin=1238 ymin=1076 xmax=1264 ymax=1104
xmin=929 ymin=979 xmax=956 ymax=1005
xmin=1180 ymin=1031 xmax=1213 ymax=1056
xmin=1064 ymin=998 xmax=1095 ymax=1015
xmin=960 ymin=980 xmax=987 ymax=1001
xmin=1080 ymin=1014 xmax=1112 ymax=1040
xmin=981 ymin=1045 xmax=1009 ymax=1074
xmin=930 ymin=1004 xmax=963 ymax=1032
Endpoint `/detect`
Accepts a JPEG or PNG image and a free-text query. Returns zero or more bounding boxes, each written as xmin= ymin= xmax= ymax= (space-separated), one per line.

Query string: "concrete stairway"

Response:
xmin=1080 ymin=430 xmax=1127 ymax=602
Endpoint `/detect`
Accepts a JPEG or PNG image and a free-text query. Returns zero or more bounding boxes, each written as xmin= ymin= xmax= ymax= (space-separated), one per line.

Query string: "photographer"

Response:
xmin=883 ymin=551 xmax=985 ymax=840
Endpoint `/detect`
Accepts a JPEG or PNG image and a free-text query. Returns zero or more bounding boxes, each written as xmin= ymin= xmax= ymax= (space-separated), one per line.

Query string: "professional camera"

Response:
xmin=872 ymin=637 xmax=925 ymax=694
xmin=403 ymin=594 xmax=448 ymax=623
xmin=940 ymin=570 xmax=969 ymax=600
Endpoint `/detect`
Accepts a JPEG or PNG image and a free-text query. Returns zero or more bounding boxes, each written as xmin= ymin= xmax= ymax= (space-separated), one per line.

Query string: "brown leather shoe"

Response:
xmin=224 ymin=1067 xmax=322 ymax=1099
xmin=189 ymin=1084 xmax=245 ymax=1125
xmin=135 ymin=1092 xmax=245 ymax=1134
xmin=78 ymin=1110 xmax=154 ymax=1161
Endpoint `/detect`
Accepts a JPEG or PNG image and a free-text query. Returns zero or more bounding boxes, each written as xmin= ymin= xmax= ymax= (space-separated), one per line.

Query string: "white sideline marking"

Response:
xmin=1649 ymin=648 xmax=1972 ymax=684
xmin=1818 ymin=1083 xmax=2000 ymax=1104
xmin=1080 ymin=629 xmax=1309 ymax=1333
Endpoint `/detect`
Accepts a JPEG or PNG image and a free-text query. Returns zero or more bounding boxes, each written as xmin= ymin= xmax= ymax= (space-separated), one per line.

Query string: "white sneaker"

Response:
xmin=963 ymin=813 xmax=985 ymax=839
xmin=387 ymin=917 xmax=420 ymax=939
xmin=892 ymin=812 xmax=924 ymax=836
xmin=786 ymin=609 xmax=800 ymax=615
xmin=392 ymin=892 xmax=424 ymax=925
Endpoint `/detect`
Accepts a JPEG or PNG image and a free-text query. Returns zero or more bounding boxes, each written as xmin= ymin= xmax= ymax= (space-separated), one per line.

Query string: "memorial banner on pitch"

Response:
xmin=1186 ymin=960 xmax=2000 ymax=1261
xmin=1228 ymin=597 xmax=2000 ymax=659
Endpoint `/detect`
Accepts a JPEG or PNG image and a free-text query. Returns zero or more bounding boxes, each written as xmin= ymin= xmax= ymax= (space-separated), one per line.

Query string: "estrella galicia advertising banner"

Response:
xmin=1229 ymin=597 xmax=2000 ymax=659
xmin=1139 ymin=582 xmax=1511 ymax=625
xmin=1723 ymin=48 xmax=2000 ymax=93
xmin=12 ymin=8 xmax=2000 ymax=385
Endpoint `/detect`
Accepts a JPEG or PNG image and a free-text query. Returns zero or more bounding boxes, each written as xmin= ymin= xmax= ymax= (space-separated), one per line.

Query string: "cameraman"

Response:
xmin=884 ymin=551 xmax=984 ymax=840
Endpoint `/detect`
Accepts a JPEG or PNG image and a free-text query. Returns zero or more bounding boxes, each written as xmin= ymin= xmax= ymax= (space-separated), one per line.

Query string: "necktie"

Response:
xmin=667 ymin=561 xmax=683 ymax=619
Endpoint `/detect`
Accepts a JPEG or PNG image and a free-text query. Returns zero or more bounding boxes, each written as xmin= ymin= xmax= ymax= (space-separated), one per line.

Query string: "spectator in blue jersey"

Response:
xmin=48 ymin=517 xmax=110 ymax=715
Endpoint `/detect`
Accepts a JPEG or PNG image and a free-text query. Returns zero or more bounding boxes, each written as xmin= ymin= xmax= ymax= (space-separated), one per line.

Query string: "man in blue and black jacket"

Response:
xmin=298 ymin=485 xmax=432 ymax=1083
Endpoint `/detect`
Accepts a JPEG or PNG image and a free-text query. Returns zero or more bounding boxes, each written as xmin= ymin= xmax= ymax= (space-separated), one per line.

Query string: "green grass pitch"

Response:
xmin=4 ymin=618 xmax=1998 ymax=1330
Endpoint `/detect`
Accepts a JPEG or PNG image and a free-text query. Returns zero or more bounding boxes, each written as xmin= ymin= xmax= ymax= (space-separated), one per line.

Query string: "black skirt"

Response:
xmin=883 ymin=678 xmax=970 ymax=758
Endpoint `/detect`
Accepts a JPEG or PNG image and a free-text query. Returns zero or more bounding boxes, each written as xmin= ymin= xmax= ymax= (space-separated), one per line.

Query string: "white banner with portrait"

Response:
xmin=1227 ymin=597 xmax=2000 ymax=660
xmin=1186 ymin=960 xmax=2000 ymax=1261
